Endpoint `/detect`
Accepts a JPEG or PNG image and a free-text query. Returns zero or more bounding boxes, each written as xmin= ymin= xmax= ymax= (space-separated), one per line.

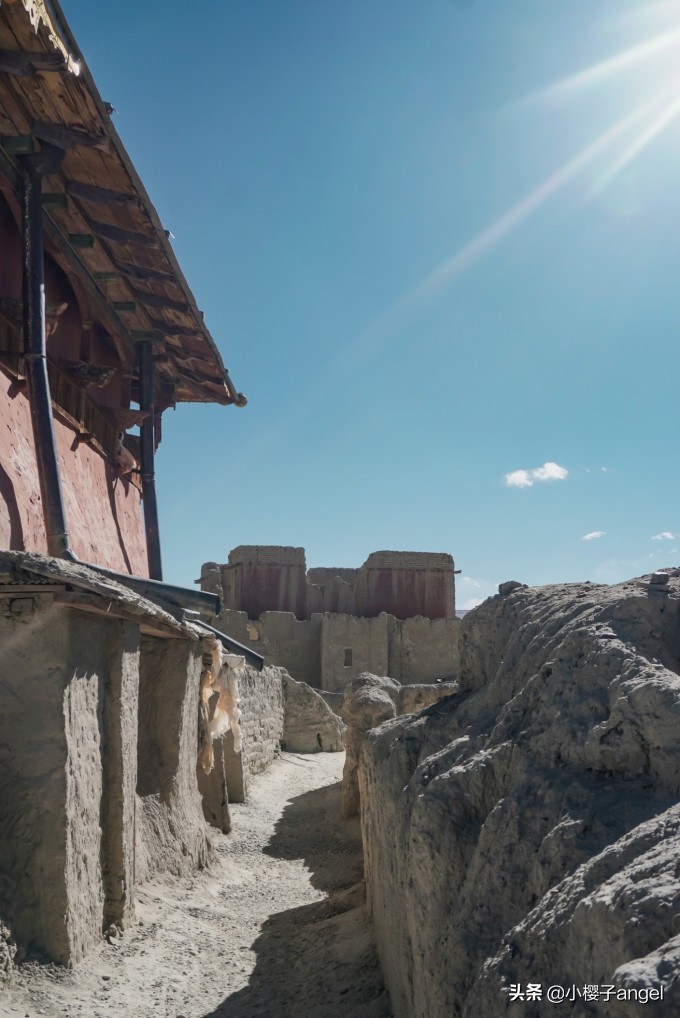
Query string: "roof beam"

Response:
xmin=65 ymin=178 xmax=138 ymax=206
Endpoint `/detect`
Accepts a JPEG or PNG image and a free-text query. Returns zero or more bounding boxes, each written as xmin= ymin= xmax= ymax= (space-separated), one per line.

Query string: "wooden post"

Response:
xmin=138 ymin=340 xmax=162 ymax=580
xmin=20 ymin=147 xmax=72 ymax=559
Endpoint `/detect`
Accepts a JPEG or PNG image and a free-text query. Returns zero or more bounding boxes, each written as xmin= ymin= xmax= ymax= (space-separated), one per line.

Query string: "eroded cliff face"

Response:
xmin=359 ymin=573 xmax=680 ymax=1017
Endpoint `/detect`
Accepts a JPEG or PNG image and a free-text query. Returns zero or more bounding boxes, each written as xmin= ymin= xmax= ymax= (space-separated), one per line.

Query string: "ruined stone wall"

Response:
xmin=388 ymin=616 xmax=459 ymax=683
xmin=218 ymin=608 xmax=322 ymax=687
xmin=237 ymin=664 xmax=285 ymax=779
xmin=222 ymin=545 xmax=307 ymax=619
xmin=359 ymin=573 xmax=680 ymax=1017
xmin=354 ymin=551 xmax=455 ymax=620
xmin=281 ymin=672 xmax=345 ymax=752
xmin=320 ymin=613 xmax=390 ymax=692
xmin=210 ymin=546 xmax=456 ymax=622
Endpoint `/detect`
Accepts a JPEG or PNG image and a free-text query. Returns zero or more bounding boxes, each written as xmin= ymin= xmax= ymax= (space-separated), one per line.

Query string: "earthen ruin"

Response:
xmin=200 ymin=545 xmax=460 ymax=691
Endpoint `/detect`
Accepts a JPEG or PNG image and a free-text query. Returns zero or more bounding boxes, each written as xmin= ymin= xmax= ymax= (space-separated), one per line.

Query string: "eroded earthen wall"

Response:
xmin=354 ymin=551 xmax=455 ymax=620
xmin=359 ymin=575 xmax=680 ymax=1018
xmin=237 ymin=664 xmax=285 ymax=778
xmin=222 ymin=546 xmax=307 ymax=619
xmin=0 ymin=600 xmax=140 ymax=964
xmin=135 ymin=636 xmax=211 ymax=882
xmin=218 ymin=608 xmax=322 ymax=686
xmin=320 ymin=614 xmax=390 ymax=692
xmin=388 ymin=616 xmax=459 ymax=683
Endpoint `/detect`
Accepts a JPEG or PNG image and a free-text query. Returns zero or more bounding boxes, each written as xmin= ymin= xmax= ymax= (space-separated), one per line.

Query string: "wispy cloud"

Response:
xmin=505 ymin=461 xmax=568 ymax=488
xmin=462 ymin=597 xmax=484 ymax=611
xmin=582 ymin=530 xmax=606 ymax=541
xmin=652 ymin=531 xmax=676 ymax=540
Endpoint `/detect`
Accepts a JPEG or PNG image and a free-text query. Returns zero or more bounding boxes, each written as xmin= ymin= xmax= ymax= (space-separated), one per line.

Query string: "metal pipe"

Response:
xmin=81 ymin=562 xmax=219 ymax=616
xmin=19 ymin=146 xmax=74 ymax=560
xmin=138 ymin=339 xmax=163 ymax=579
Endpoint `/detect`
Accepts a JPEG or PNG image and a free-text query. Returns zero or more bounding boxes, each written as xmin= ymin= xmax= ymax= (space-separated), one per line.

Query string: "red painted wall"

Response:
xmin=0 ymin=370 xmax=148 ymax=575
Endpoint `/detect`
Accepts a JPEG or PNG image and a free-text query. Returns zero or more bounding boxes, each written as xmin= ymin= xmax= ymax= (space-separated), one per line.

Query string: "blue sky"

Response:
xmin=65 ymin=0 xmax=680 ymax=606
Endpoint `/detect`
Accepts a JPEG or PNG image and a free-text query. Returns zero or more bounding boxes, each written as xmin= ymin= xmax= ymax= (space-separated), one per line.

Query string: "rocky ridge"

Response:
xmin=359 ymin=571 xmax=680 ymax=1017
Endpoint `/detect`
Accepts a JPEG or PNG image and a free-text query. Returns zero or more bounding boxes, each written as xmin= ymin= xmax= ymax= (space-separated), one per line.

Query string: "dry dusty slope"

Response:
xmin=0 ymin=752 xmax=390 ymax=1018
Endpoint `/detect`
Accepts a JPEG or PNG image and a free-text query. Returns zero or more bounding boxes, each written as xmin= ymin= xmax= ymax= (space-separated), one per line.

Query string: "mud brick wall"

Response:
xmin=238 ymin=665 xmax=285 ymax=777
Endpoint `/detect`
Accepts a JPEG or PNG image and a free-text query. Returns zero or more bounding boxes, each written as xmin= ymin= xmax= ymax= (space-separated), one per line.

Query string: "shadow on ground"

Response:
xmin=203 ymin=777 xmax=391 ymax=1018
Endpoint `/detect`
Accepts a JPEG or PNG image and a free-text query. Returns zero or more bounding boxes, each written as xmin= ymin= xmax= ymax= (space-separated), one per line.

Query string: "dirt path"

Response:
xmin=0 ymin=752 xmax=390 ymax=1018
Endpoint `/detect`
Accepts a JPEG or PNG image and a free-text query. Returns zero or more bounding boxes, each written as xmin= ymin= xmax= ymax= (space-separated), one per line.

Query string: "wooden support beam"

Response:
xmin=129 ymin=286 xmax=187 ymax=313
xmin=66 ymin=179 xmax=138 ymax=207
xmin=1 ymin=135 xmax=35 ymax=155
xmin=112 ymin=301 xmax=136 ymax=312
xmin=86 ymin=217 xmax=157 ymax=247
xmin=42 ymin=192 xmax=68 ymax=209
xmin=0 ymin=50 xmax=66 ymax=75
xmin=146 ymin=318 xmax=200 ymax=338
xmin=68 ymin=233 xmax=94 ymax=248
xmin=93 ymin=271 xmax=120 ymax=282
xmin=115 ymin=261 xmax=175 ymax=283
xmin=131 ymin=330 xmax=163 ymax=343
xmin=33 ymin=121 xmax=108 ymax=152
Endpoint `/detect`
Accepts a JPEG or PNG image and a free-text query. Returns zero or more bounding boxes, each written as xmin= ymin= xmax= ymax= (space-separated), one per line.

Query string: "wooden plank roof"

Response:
xmin=0 ymin=0 xmax=247 ymax=408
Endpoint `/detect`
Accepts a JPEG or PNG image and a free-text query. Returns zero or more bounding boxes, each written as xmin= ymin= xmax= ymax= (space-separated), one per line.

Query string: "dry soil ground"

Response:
xmin=0 ymin=751 xmax=391 ymax=1018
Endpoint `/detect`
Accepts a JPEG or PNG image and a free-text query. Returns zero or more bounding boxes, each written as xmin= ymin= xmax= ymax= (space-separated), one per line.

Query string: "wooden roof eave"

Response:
xmin=47 ymin=0 xmax=241 ymax=404
xmin=2 ymin=0 xmax=248 ymax=409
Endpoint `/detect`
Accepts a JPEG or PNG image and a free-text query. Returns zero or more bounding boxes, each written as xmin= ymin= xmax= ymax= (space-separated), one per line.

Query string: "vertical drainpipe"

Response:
xmin=138 ymin=339 xmax=162 ymax=580
xmin=20 ymin=145 xmax=73 ymax=560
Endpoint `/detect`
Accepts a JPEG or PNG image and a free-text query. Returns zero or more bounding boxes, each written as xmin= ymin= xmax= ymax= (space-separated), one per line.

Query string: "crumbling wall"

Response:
xmin=320 ymin=613 xmax=390 ymax=692
xmin=354 ymin=550 xmax=455 ymax=620
xmin=388 ymin=615 xmax=459 ymax=684
xmin=239 ymin=664 xmax=285 ymax=776
xmin=136 ymin=636 xmax=211 ymax=882
xmin=0 ymin=599 xmax=139 ymax=964
xmin=281 ymin=672 xmax=345 ymax=752
xmin=340 ymin=673 xmax=456 ymax=820
xmin=359 ymin=573 xmax=680 ymax=1017
xmin=222 ymin=545 xmax=307 ymax=619
xmin=218 ymin=608 xmax=322 ymax=687
xmin=0 ymin=918 xmax=15 ymax=985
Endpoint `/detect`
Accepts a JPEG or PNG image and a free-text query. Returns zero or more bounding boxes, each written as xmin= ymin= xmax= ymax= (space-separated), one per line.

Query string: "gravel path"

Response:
xmin=0 ymin=752 xmax=390 ymax=1018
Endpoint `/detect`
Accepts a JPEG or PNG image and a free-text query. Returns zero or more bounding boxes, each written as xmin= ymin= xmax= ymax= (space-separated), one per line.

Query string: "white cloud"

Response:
xmin=460 ymin=576 xmax=483 ymax=589
xmin=505 ymin=461 xmax=568 ymax=488
xmin=601 ymin=467 xmax=608 ymax=473
xmin=463 ymin=597 xmax=483 ymax=610
xmin=582 ymin=530 xmax=605 ymax=541
xmin=533 ymin=461 xmax=568 ymax=482
xmin=652 ymin=531 xmax=676 ymax=541
xmin=505 ymin=469 xmax=533 ymax=488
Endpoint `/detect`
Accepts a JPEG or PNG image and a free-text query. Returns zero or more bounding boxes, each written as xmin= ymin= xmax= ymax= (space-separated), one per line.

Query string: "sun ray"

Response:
xmin=591 ymin=87 xmax=680 ymax=193
xmin=525 ymin=28 xmax=680 ymax=106
xmin=338 ymin=91 xmax=671 ymax=365
xmin=408 ymin=92 xmax=669 ymax=304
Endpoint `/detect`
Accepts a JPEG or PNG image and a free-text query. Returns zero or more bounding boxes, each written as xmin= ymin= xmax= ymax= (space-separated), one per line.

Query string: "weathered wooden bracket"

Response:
xmin=86 ymin=217 xmax=157 ymax=247
xmin=146 ymin=318 xmax=200 ymax=338
xmin=1 ymin=135 xmax=35 ymax=154
xmin=114 ymin=260 xmax=175 ymax=283
xmin=66 ymin=179 xmax=138 ymax=207
xmin=129 ymin=287 xmax=187 ymax=313
xmin=68 ymin=233 xmax=94 ymax=248
xmin=33 ymin=120 xmax=108 ymax=151
xmin=42 ymin=192 xmax=68 ymax=209
xmin=0 ymin=49 xmax=66 ymax=75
